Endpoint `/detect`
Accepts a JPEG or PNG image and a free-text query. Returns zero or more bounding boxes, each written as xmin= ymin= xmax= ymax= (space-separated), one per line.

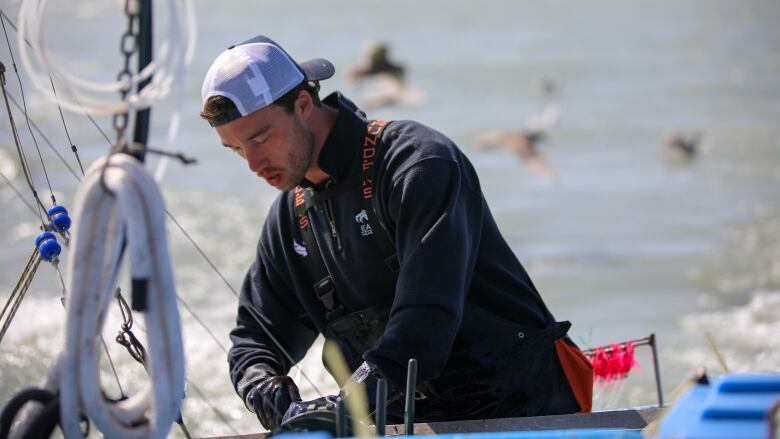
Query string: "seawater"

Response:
xmin=0 ymin=0 xmax=778 ymax=436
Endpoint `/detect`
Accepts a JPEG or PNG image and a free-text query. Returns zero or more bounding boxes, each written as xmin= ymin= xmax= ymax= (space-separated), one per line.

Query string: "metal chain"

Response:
xmin=112 ymin=0 xmax=140 ymax=148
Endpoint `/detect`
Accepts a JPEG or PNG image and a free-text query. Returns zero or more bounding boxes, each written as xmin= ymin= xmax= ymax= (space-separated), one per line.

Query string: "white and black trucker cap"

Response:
xmin=201 ymin=35 xmax=335 ymax=127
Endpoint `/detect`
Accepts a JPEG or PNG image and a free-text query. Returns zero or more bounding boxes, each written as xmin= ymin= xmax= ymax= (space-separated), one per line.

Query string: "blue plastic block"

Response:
xmin=658 ymin=372 xmax=780 ymax=439
xmin=701 ymin=394 xmax=779 ymax=420
xmin=717 ymin=373 xmax=780 ymax=393
xmin=272 ymin=432 xmax=332 ymax=439
xmin=425 ymin=429 xmax=642 ymax=439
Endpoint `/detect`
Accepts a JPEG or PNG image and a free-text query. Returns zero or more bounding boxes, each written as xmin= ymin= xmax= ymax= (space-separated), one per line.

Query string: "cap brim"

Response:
xmin=299 ymin=58 xmax=335 ymax=81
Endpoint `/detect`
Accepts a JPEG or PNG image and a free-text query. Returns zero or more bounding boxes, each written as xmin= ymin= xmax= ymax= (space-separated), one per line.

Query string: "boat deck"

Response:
xmin=205 ymin=407 xmax=662 ymax=438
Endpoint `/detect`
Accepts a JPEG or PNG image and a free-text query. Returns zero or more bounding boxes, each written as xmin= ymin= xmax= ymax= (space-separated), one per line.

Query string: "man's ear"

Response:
xmin=295 ymin=89 xmax=313 ymax=119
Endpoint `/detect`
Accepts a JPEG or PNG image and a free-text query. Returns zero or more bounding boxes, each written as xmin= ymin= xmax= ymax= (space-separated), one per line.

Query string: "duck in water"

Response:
xmin=347 ymin=41 xmax=425 ymax=110
xmin=348 ymin=41 xmax=405 ymax=84
xmin=664 ymin=131 xmax=700 ymax=163
xmin=475 ymin=104 xmax=561 ymax=180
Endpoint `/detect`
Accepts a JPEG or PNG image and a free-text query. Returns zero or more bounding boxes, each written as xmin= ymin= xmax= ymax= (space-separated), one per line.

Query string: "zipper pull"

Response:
xmin=328 ymin=216 xmax=342 ymax=251
xmin=322 ymin=184 xmax=343 ymax=253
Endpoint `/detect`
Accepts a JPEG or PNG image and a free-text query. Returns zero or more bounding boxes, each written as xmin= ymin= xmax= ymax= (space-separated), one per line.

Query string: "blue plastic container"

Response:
xmin=273 ymin=429 xmax=641 ymax=439
xmin=425 ymin=430 xmax=642 ymax=439
xmin=658 ymin=372 xmax=780 ymax=438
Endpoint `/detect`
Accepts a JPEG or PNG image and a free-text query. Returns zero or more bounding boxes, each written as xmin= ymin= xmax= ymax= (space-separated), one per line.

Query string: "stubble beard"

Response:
xmin=278 ymin=121 xmax=316 ymax=192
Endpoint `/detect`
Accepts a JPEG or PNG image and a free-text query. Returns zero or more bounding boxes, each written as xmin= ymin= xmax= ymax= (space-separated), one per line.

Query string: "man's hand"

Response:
xmin=245 ymin=375 xmax=302 ymax=430
xmin=280 ymin=362 xmax=398 ymax=424
xmin=282 ymin=394 xmax=340 ymax=423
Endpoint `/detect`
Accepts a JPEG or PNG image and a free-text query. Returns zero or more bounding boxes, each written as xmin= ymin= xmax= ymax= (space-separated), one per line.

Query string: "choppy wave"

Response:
xmin=679 ymin=291 xmax=780 ymax=372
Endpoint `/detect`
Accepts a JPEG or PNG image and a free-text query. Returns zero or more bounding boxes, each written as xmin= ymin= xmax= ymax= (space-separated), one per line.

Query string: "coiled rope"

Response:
xmin=16 ymin=0 xmax=196 ymax=115
xmin=57 ymin=153 xmax=184 ymax=439
xmin=2 ymin=4 xmax=325 ymax=432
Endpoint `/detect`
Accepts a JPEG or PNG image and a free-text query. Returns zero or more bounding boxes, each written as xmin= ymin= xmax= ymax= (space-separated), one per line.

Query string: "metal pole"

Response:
xmin=131 ymin=0 xmax=152 ymax=162
xmin=336 ymin=398 xmax=347 ymax=438
xmin=582 ymin=335 xmax=653 ymax=355
xmin=375 ymin=378 xmax=387 ymax=436
xmin=404 ymin=359 xmax=417 ymax=436
xmin=649 ymin=333 xmax=664 ymax=407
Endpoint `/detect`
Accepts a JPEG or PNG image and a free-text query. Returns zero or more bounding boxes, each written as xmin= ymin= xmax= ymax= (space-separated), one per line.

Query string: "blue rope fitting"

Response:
xmin=35 ymin=231 xmax=61 ymax=262
xmin=47 ymin=205 xmax=72 ymax=232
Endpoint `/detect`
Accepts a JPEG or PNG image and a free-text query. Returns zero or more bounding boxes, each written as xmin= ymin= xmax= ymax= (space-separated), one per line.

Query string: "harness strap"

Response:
xmin=294 ymin=186 xmax=344 ymax=320
xmin=294 ymin=120 xmax=396 ymax=322
xmin=359 ymin=119 xmax=399 ymax=273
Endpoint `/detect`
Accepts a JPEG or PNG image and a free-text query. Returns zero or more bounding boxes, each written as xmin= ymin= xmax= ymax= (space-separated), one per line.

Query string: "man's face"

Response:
xmin=216 ymin=100 xmax=315 ymax=191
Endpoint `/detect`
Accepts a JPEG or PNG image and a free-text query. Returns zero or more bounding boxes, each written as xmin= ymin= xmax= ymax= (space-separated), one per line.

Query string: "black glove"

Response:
xmin=279 ymin=362 xmax=397 ymax=426
xmin=245 ymin=375 xmax=302 ymax=430
xmin=282 ymin=394 xmax=340 ymax=423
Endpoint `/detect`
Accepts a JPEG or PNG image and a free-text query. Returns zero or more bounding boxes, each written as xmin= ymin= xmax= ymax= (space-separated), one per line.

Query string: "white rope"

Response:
xmin=57 ymin=153 xmax=184 ymax=439
xmin=16 ymin=0 xmax=196 ymax=115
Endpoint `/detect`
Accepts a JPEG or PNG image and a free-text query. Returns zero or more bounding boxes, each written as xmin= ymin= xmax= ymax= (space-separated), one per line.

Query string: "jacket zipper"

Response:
xmin=323 ymin=182 xmax=343 ymax=253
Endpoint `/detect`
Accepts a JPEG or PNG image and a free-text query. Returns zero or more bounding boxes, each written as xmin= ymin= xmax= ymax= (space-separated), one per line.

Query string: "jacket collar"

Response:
xmin=301 ymin=92 xmax=368 ymax=188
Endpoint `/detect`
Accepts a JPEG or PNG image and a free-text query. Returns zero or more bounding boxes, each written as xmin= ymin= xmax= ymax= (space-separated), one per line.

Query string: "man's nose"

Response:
xmin=244 ymin=148 xmax=267 ymax=174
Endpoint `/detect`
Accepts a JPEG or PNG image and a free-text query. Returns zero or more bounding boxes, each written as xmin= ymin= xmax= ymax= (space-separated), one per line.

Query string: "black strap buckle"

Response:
xmin=314 ymin=277 xmax=336 ymax=310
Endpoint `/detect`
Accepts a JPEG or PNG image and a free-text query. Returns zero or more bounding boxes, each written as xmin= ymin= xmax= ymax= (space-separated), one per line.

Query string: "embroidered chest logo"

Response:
xmin=293 ymin=239 xmax=307 ymax=257
xmin=355 ymin=209 xmax=373 ymax=237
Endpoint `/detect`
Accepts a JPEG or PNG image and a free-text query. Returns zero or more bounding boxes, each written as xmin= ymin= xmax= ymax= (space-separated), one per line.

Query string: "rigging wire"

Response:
xmin=0 ymin=9 xmax=114 ymax=147
xmin=6 ymin=90 xmax=82 ymax=181
xmin=115 ymin=293 xmax=238 ymax=436
xmin=0 ymin=167 xmax=39 ymax=217
xmin=2 ymin=8 xmax=236 ymax=432
xmin=184 ymin=378 xmax=241 ymax=436
xmin=8 ymin=84 xmax=328 ymax=399
xmin=1 ymin=4 xmax=326 ymax=430
xmin=164 ymin=212 xmax=325 ymax=395
xmin=1 ymin=174 xmax=247 ymax=430
xmin=178 ymin=421 xmax=193 ymax=439
xmin=0 ymin=182 xmax=235 ymax=431
xmin=0 ymin=61 xmax=46 ymax=226
xmin=0 ymin=10 xmax=234 ymax=357
xmin=3 ymin=83 xmax=130 ymax=420
xmin=1 ymin=14 xmax=56 ymax=206
xmin=53 ymin=264 xmax=67 ymax=295
xmin=0 ymin=249 xmax=41 ymax=344
xmin=175 ymin=295 xmax=228 ymax=355
xmin=49 ymin=75 xmax=84 ymax=175
xmin=0 ymin=188 xmax=126 ymax=403
xmin=100 ymin=336 xmax=127 ymax=399
xmin=16 ymin=0 xmax=197 ymax=116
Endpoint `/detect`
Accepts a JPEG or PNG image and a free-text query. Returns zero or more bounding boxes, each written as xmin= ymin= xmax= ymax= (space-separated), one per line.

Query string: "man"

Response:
xmin=200 ymin=35 xmax=592 ymax=431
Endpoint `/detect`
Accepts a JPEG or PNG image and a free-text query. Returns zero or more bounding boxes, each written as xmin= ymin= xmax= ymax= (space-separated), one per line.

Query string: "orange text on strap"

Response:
xmin=362 ymin=120 xmax=389 ymax=199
